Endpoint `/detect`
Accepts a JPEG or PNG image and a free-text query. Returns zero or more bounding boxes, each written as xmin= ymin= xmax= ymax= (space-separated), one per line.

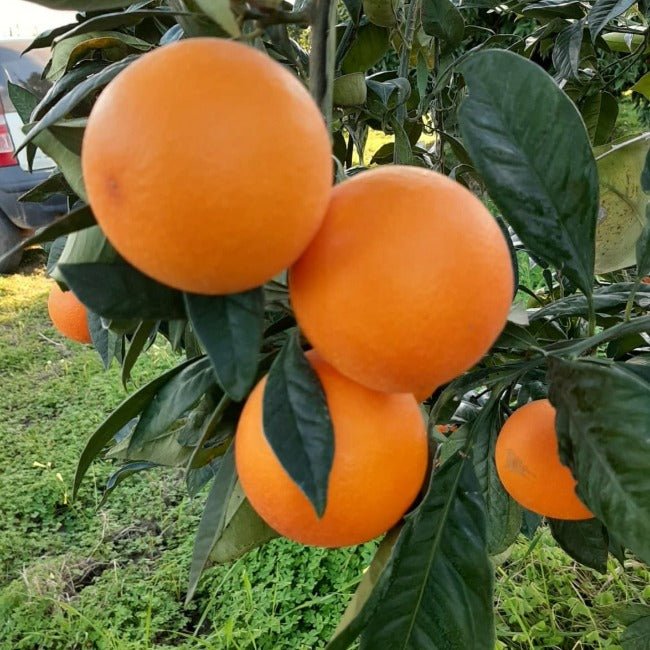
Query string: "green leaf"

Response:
xmin=391 ymin=119 xmax=414 ymax=165
xmin=73 ymin=358 xmax=197 ymax=497
xmin=19 ymin=0 xmax=133 ymax=7
xmin=122 ymin=321 xmax=157 ymax=387
xmin=552 ymin=21 xmax=584 ymax=80
xmin=522 ymin=0 xmax=586 ymax=19
xmin=263 ymin=334 xmax=334 ymax=518
xmin=330 ymin=453 xmax=494 ymax=650
xmin=99 ymin=461 xmax=158 ymax=507
xmin=459 ymin=50 xmax=598 ymax=300
xmin=193 ymin=0 xmax=241 ymax=37
xmin=23 ymin=22 xmax=79 ymax=53
xmin=19 ymin=172 xmax=73 ymax=203
xmin=88 ymin=311 xmax=120 ymax=370
xmin=207 ymin=483 xmax=278 ymax=565
xmin=55 ymin=9 xmax=179 ymax=40
xmin=631 ymin=73 xmax=650 ymax=101
xmin=494 ymin=321 xmax=539 ymax=350
xmin=636 ymin=151 xmax=650 ymax=277
xmin=548 ymin=358 xmax=650 ymax=564
xmin=580 ymin=92 xmax=618 ymax=146
xmin=588 ymin=0 xmax=637 ymax=41
xmin=341 ymin=23 xmax=389 ymax=74
xmin=58 ymin=261 xmax=186 ymax=320
xmin=472 ymin=397 xmax=523 ymax=555
xmin=184 ymin=290 xmax=264 ymax=402
xmin=186 ymin=445 xmax=237 ymax=602
xmin=129 ymin=356 xmax=216 ymax=450
xmin=421 ymin=0 xmax=464 ymax=48
xmin=622 ymin=616 xmax=650 ymax=650
xmin=47 ymin=32 xmax=152 ymax=82
xmin=548 ymin=518 xmax=609 ymax=571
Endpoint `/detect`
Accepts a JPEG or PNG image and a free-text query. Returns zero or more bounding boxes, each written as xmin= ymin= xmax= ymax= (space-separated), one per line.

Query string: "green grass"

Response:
xmin=1 ymin=253 xmax=649 ymax=649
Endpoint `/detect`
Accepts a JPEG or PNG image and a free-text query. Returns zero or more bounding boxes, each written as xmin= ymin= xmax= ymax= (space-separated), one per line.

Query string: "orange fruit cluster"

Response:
xmin=495 ymin=399 xmax=592 ymax=520
xmin=82 ymin=39 xmax=516 ymax=547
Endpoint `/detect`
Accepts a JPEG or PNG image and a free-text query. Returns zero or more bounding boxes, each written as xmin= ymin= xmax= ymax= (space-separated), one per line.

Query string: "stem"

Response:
xmin=310 ymin=0 xmax=337 ymax=129
xmin=587 ymin=293 xmax=596 ymax=337
xmin=624 ymin=277 xmax=642 ymax=322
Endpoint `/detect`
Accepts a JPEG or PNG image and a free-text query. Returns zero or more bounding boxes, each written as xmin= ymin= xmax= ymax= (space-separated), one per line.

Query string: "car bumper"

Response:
xmin=0 ymin=165 xmax=68 ymax=230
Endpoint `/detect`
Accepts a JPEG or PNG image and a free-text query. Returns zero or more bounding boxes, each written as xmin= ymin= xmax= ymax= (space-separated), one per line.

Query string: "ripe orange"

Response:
xmin=290 ymin=166 xmax=514 ymax=397
xmin=47 ymin=283 xmax=92 ymax=344
xmin=235 ymin=351 xmax=428 ymax=547
xmin=495 ymin=399 xmax=592 ymax=520
xmin=82 ymin=38 xmax=332 ymax=295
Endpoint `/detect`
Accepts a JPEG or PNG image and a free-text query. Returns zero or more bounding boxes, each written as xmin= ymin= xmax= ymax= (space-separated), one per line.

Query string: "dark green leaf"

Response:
xmin=186 ymin=445 xmax=237 ymax=602
xmin=186 ymin=457 xmax=220 ymax=497
xmin=548 ymin=358 xmax=650 ymax=564
xmin=58 ymin=261 xmax=186 ymax=320
xmin=642 ymin=149 xmax=650 ymax=193
xmin=20 ymin=56 xmax=138 ymax=152
xmin=622 ymin=616 xmax=650 ymax=650
xmin=521 ymin=509 xmax=543 ymax=538
xmin=88 ymin=311 xmax=119 ymax=370
xmin=263 ymin=334 xmax=334 ymax=518
xmin=73 ymin=358 xmax=197 ymax=497
xmin=636 ymin=206 xmax=650 ymax=279
xmin=459 ymin=50 xmax=598 ymax=299
xmin=184 ymin=290 xmax=264 ymax=402
xmin=552 ymin=21 xmax=584 ymax=80
xmin=341 ymin=23 xmax=389 ymax=73
xmin=99 ymin=461 xmax=158 ymax=507
xmin=18 ymin=0 xmax=133 ymax=7
xmin=421 ymin=0 xmax=464 ymax=47
xmin=207 ymin=483 xmax=278 ymax=565
xmin=522 ymin=0 xmax=586 ymax=19
xmin=366 ymin=76 xmax=411 ymax=107
xmin=23 ymin=23 xmax=79 ymax=53
xmin=588 ymin=0 xmax=637 ymax=41
xmin=6 ymin=81 xmax=38 ymax=123
xmin=122 ymin=321 xmax=157 ymax=386
xmin=472 ymin=397 xmax=523 ymax=555
xmin=19 ymin=172 xmax=73 ymax=203
xmin=47 ymin=236 xmax=68 ymax=276
xmin=330 ymin=453 xmax=494 ymax=650
xmin=391 ymin=119 xmax=414 ymax=165
xmin=495 ymin=321 xmax=539 ymax=350
xmin=581 ymin=92 xmax=618 ymax=146
xmin=549 ymin=518 xmax=609 ymax=571
xmin=129 ymin=356 xmax=216 ymax=450
xmin=55 ymin=9 xmax=178 ymax=40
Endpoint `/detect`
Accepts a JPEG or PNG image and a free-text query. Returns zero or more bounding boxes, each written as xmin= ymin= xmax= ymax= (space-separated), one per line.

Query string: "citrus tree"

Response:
xmin=3 ymin=0 xmax=650 ymax=646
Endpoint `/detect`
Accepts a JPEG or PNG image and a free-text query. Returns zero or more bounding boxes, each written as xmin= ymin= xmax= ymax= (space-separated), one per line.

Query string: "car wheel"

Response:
xmin=0 ymin=212 xmax=24 ymax=274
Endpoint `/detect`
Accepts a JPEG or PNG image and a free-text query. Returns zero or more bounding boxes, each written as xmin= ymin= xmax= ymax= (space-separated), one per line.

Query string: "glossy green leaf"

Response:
xmin=341 ymin=23 xmax=389 ymax=73
xmin=184 ymin=290 xmax=264 ymax=402
xmin=19 ymin=0 xmax=133 ymax=7
xmin=421 ymin=0 xmax=464 ymax=48
xmin=331 ymin=453 xmax=494 ymax=650
xmin=522 ymin=0 xmax=586 ymax=19
xmin=73 ymin=358 xmax=197 ymax=497
xmin=580 ymin=92 xmax=618 ymax=146
xmin=58 ymin=261 xmax=185 ymax=320
xmin=88 ymin=311 xmax=120 ymax=370
xmin=472 ymin=397 xmax=523 ymax=555
xmin=549 ymin=518 xmax=609 ymax=571
xmin=208 ymin=486 xmax=277 ymax=565
xmin=129 ymin=356 xmax=216 ymax=450
xmin=459 ymin=50 xmax=597 ymax=299
xmin=122 ymin=321 xmax=157 ymax=387
xmin=23 ymin=22 xmax=79 ymax=53
xmin=186 ymin=445 xmax=237 ymax=602
xmin=548 ymin=358 xmax=650 ymax=564
xmin=263 ymin=333 xmax=334 ymax=518
xmin=552 ymin=21 xmax=584 ymax=80
xmin=588 ymin=0 xmax=637 ymax=41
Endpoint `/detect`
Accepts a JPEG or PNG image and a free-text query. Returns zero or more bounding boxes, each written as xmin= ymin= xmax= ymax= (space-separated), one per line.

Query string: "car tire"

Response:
xmin=0 ymin=212 xmax=24 ymax=274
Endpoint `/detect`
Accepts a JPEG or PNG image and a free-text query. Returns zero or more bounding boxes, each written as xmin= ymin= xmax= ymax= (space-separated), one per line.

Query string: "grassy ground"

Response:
xmin=1 ymin=246 xmax=648 ymax=649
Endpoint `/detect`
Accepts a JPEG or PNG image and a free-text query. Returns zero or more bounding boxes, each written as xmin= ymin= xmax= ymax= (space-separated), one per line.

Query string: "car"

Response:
xmin=0 ymin=38 xmax=67 ymax=272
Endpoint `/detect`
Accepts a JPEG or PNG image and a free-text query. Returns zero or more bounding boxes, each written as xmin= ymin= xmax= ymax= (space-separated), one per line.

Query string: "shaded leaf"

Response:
xmin=548 ymin=358 xmax=650 ymax=564
xmin=341 ymin=23 xmax=389 ymax=73
xmin=184 ymin=290 xmax=264 ymax=402
xmin=58 ymin=261 xmax=185 ymax=320
xmin=23 ymin=22 xmax=79 ymax=53
xmin=186 ymin=445 xmax=237 ymax=602
xmin=549 ymin=518 xmax=609 ymax=571
xmin=522 ymin=0 xmax=586 ymax=19
xmin=622 ymin=616 xmax=650 ymax=650
xmin=129 ymin=356 xmax=216 ymax=450
xmin=263 ymin=334 xmax=334 ymax=518
xmin=88 ymin=311 xmax=119 ymax=370
xmin=122 ymin=320 xmax=157 ymax=386
xmin=588 ymin=0 xmax=637 ymax=41
xmin=552 ymin=21 xmax=584 ymax=80
xmin=19 ymin=0 xmax=133 ymax=7
xmin=459 ymin=50 xmax=598 ymax=299
xmin=99 ymin=461 xmax=158 ymax=507
xmin=19 ymin=172 xmax=73 ymax=203
xmin=421 ymin=0 xmax=464 ymax=48
xmin=194 ymin=0 xmax=241 ymax=37
xmin=580 ymin=92 xmax=618 ymax=146
xmin=73 ymin=358 xmax=197 ymax=497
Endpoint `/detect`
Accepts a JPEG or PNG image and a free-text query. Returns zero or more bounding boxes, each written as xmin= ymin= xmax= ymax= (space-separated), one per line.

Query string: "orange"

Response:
xmin=290 ymin=166 xmax=514 ymax=396
xmin=47 ymin=283 xmax=92 ymax=344
xmin=495 ymin=399 xmax=592 ymax=520
xmin=235 ymin=351 xmax=428 ymax=547
xmin=82 ymin=38 xmax=332 ymax=295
